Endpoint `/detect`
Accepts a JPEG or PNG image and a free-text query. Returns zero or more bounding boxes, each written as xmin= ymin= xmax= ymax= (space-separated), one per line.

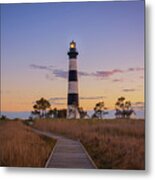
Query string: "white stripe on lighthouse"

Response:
xmin=68 ymin=81 xmax=78 ymax=94
xmin=69 ymin=59 xmax=77 ymax=70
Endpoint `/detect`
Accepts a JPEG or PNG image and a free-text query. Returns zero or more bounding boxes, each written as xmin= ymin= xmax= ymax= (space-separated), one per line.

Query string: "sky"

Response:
xmin=1 ymin=0 xmax=144 ymax=112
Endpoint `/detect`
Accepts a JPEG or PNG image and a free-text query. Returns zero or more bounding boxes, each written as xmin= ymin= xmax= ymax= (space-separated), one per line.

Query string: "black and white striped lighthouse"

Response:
xmin=67 ymin=41 xmax=80 ymax=119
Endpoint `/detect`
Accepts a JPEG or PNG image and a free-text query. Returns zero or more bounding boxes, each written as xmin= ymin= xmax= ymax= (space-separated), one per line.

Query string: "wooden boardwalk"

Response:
xmin=33 ymin=129 xmax=96 ymax=169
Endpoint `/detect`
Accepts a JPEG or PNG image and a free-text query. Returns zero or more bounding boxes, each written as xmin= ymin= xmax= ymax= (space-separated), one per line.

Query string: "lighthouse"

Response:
xmin=67 ymin=41 xmax=80 ymax=119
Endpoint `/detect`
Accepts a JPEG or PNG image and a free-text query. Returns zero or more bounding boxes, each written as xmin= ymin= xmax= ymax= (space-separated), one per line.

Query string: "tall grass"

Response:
xmin=33 ymin=119 xmax=145 ymax=169
xmin=0 ymin=120 xmax=56 ymax=167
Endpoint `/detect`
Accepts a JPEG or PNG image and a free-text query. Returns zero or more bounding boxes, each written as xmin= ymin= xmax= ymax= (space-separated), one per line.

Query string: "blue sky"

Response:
xmin=1 ymin=1 xmax=144 ymax=111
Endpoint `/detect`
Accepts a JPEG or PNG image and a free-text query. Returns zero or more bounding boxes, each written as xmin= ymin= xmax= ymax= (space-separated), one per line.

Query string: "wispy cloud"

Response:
xmin=53 ymin=69 xmax=68 ymax=79
xmin=133 ymin=102 xmax=144 ymax=106
xmin=123 ymin=88 xmax=136 ymax=92
xmin=30 ymin=64 xmax=91 ymax=79
xmin=112 ymin=78 xmax=123 ymax=82
xmin=50 ymin=102 xmax=66 ymax=106
xmin=127 ymin=68 xmax=135 ymax=72
xmin=30 ymin=64 xmax=52 ymax=71
xmin=49 ymin=97 xmax=66 ymax=101
xmin=53 ymin=70 xmax=92 ymax=79
xmin=80 ymin=96 xmax=106 ymax=100
xmin=79 ymin=71 xmax=90 ymax=77
xmin=48 ymin=96 xmax=106 ymax=107
xmin=49 ymin=96 xmax=105 ymax=102
xmin=48 ymin=97 xmax=66 ymax=106
xmin=93 ymin=69 xmax=123 ymax=79
xmin=127 ymin=67 xmax=144 ymax=72
xmin=132 ymin=101 xmax=144 ymax=110
xmin=30 ymin=64 xmax=144 ymax=80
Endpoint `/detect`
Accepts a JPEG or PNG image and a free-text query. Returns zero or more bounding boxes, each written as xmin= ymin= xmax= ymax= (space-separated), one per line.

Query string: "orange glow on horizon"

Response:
xmin=1 ymin=90 xmax=144 ymax=112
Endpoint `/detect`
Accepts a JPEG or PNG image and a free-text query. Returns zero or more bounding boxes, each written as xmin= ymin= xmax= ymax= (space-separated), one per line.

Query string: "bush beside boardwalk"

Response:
xmin=0 ymin=120 xmax=56 ymax=167
xmin=33 ymin=118 xmax=145 ymax=169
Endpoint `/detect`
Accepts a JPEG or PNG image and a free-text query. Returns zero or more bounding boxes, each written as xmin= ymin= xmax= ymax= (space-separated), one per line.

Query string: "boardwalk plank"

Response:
xmin=33 ymin=129 xmax=96 ymax=169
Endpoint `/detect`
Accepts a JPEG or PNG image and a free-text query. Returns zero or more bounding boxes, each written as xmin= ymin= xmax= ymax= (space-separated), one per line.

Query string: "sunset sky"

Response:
xmin=1 ymin=1 xmax=144 ymax=112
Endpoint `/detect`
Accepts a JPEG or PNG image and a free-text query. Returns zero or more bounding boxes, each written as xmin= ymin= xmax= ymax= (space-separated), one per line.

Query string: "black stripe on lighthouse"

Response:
xmin=68 ymin=93 xmax=79 ymax=106
xmin=68 ymin=52 xmax=78 ymax=59
xmin=68 ymin=70 xmax=78 ymax=81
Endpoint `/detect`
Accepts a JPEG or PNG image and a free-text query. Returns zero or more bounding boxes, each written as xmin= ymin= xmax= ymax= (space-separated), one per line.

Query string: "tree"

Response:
xmin=31 ymin=110 xmax=40 ymax=119
xmin=53 ymin=108 xmax=58 ymax=118
xmin=46 ymin=109 xmax=54 ymax=118
xmin=46 ymin=108 xmax=66 ymax=119
xmin=78 ymin=107 xmax=89 ymax=119
xmin=92 ymin=101 xmax=108 ymax=119
xmin=32 ymin=97 xmax=51 ymax=118
xmin=57 ymin=109 xmax=67 ymax=118
xmin=115 ymin=97 xmax=135 ymax=119
xmin=0 ymin=115 xmax=7 ymax=121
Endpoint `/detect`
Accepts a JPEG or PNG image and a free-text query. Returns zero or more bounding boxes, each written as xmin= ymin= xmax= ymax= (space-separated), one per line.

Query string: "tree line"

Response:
xmin=30 ymin=96 xmax=136 ymax=119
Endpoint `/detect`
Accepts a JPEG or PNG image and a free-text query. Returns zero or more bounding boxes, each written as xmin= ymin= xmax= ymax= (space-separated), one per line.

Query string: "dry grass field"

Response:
xmin=0 ymin=120 xmax=56 ymax=167
xmin=33 ymin=119 xmax=145 ymax=169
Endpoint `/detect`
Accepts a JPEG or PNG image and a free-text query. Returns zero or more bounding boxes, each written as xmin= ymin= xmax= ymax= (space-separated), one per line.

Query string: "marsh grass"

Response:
xmin=0 ymin=120 xmax=56 ymax=167
xmin=33 ymin=118 xmax=145 ymax=169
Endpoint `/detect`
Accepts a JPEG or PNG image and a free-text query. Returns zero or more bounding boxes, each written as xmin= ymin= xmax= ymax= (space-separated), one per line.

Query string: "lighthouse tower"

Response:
xmin=67 ymin=41 xmax=80 ymax=119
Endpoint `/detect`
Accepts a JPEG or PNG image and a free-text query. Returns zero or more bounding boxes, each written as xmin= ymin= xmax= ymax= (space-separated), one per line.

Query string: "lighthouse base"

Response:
xmin=67 ymin=105 xmax=80 ymax=119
